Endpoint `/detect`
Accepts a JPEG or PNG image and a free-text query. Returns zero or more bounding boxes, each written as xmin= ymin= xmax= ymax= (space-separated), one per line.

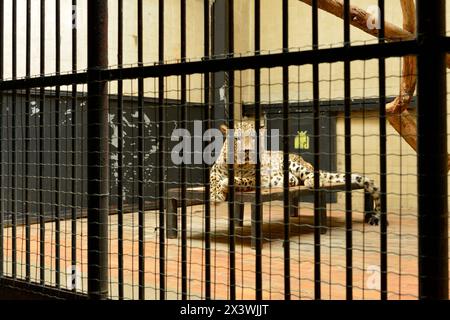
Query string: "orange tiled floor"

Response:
xmin=2 ymin=201 xmax=449 ymax=300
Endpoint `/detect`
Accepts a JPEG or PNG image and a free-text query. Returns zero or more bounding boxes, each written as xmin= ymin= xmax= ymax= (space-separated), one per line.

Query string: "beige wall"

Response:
xmin=336 ymin=111 xmax=419 ymax=213
xmin=0 ymin=1 xmax=408 ymax=99
xmin=2 ymin=0 xmax=207 ymax=101
xmin=2 ymin=0 xmax=82 ymax=79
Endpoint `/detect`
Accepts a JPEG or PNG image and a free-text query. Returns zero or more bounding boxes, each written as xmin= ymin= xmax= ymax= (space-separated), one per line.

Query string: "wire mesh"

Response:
xmin=0 ymin=0 xmax=448 ymax=301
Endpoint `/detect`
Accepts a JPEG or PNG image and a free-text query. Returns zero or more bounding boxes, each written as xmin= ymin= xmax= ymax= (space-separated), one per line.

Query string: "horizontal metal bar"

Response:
xmin=0 ymin=73 xmax=88 ymax=90
xmin=104 ymin=40 xmax=420 ymax=79
xmin=242 ymin=96 xmax=416 ymax=114
xmin=0 ymin=277 xmax=88 ymax=300
xmin=0 ymin=40 xmax=421 ymax=90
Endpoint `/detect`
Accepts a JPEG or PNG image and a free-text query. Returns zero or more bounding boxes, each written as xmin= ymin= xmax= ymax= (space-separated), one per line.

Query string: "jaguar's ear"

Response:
xmin=248 ymin=116 xmax=265 ymax=128
xmin=219 ymin=124 xmax=228 ymax=135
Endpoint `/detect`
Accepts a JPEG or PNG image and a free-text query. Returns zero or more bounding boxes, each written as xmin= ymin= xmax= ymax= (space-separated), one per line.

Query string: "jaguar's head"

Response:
xmin=218 ymin=118 xmax=266 ymax=166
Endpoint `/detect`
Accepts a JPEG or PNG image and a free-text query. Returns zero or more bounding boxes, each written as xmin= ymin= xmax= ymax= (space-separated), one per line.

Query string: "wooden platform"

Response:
xmin=1 ymin=200 xmax=431 ymax=299
xmin=166 ymin=183 xmax=375 ymax=247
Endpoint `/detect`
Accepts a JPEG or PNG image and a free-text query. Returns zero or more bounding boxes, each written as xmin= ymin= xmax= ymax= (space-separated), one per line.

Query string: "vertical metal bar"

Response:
xmin=343 ymin=0 xmax=353 ymax=300
xmin=39 ymin=0 xmax=46 ymax=286
xmin=254 ymin=0 xmax=262 ymax=301
xmin=87 ymin=0 xmax=109 ymax=300
xmin=54 ymin=0 xmax=61 ymax=289
xmin=0 ymin=0 xmax=4 ymax=280
xmin=158 ymin=0 xmax=166 ymax=300
xmin=11 ymin=0 xmax=17 ymax=280
xmin=227 ymin=0 xmax=236 ymax=301
xmin=117 ymin=0 xmax=124 ymax=300
xmin=25 ymin=0 xmax=31 ymax=283
xmin=137 ymin=0 xmax=145 ymax=301
xmin=416 ymin=0 xmax=448 ymax=300
xmin=203 ymin=0 xmax=211 ymax=301
xmin=312 ymin=0 xmax=321 ymax=300
xmin=180 ymin=0 xmax=188 ymax=301
xmin=71 ymin=0 xmax=78 ymax=292
xmin=282 ymin=0 xmax=290 ymax=300
xmin=378 ymin=0 xmax=388 ymax=301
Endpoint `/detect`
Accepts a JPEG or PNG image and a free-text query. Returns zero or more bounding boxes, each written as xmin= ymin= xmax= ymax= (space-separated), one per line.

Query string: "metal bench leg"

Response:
xmin=364 ymin=191 xmax=374 ymax=223
xmin=166 ymin=198 xmax=178 ymax=239
xmin=319 ymin=191 xmax=328 ymax=235
xmin=234 ymin=202 xmax=245 ymax=227
xmin=251 ymin=204 xmax=263 ymax=250
xmin=290 ymin=194 xmax=299 ymax=218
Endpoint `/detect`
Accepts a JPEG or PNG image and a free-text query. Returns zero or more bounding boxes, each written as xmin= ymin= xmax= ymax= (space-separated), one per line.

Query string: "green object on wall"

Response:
xmin=295 ymin=131 xmax=310 ymax=150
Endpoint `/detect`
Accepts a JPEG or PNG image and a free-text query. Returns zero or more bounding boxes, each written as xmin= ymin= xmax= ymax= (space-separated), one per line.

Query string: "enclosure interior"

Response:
xmin=0 ymin=0 xmax=448 ymax=300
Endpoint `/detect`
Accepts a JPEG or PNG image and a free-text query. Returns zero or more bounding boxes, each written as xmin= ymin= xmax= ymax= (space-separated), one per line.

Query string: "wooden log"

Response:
xmin=386 ymin=110 xmax=417 ymax=151
xmin=298 ymin=0 xmax=450 ymax=169
xmin=399 ymin=0 xmax=416 ymax=107
xmin=387 ymin=110 xmax=450 ymax=171
xmin=382 ymin=1 xmax=416 ymax=153
xmin=299 ymin=0 xmax=412 ymax=40
xmin=298 ymin=0 xmax=450 ymax=68
xmin=400 ymin=0 xmax=415 ymax=32
xmin=384 ymin=2 xmax=416 ymax=160
xmin=387 ymin=0 xmax=416 ymax=115
xmin=387 ymin=0 xmax=450 ymax=171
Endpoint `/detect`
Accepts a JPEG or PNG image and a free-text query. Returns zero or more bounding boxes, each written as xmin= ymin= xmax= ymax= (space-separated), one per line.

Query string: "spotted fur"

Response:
xmin=210 ymin=119 xmax=382 ymax=226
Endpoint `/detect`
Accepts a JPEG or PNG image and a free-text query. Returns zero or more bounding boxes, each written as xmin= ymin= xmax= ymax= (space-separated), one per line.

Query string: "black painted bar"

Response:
xmin=417 ymin=0 xmax=449 ymax=300
xmin=343 ymin=0 xmax=353 ymax=300
xmin=0 ymin=41 xmax=422 ymax=91
xmin=71 ymin=0 xmax=78 ymax=293
xmin=87 ymin=0 xmax=109 ymax=300
xmin=137 ymin=0 xmax=145 ymax=301
xmin=55 ymin=0 xmax=61 ymax=289
xmin=0 ymin=0 xmax=4 ymax=280
xmin=180 ymin=0 xmax=188 ymax=301
xmin=11 ymin=0 xmax=17 ymax=280
xmin=203 ymin=0 xmax=211 ymax=301
xmin=282 ymin=0 xmax=291 ymax=300
xmin=227 ymin=0 xmax=236 ymax=301
xmin=312 ymin=0 xmax=321 ymax=300
xmin=25 ymin=0 xmax=31 ymax=283
xmin=158 ymin=0 xmax=166 ymax=300
xmin=378 ymin=0 xmax=388 ymax=301
xmin=117 ymin=0 xmax=124 ymax=300
xmin=254 ymin=0 xmax=262 ymax=301
xmin=39 ymin=0 xmax=46 ymax=286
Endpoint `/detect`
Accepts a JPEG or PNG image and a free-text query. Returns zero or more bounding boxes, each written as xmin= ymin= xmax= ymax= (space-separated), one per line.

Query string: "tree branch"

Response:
xmin=298 ymin=0 xmax=450 ymax=68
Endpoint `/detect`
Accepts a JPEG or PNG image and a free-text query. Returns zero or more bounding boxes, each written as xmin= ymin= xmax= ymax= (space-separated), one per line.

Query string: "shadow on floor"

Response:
xmin=187 ymin=215 xmax=367 ymax=248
